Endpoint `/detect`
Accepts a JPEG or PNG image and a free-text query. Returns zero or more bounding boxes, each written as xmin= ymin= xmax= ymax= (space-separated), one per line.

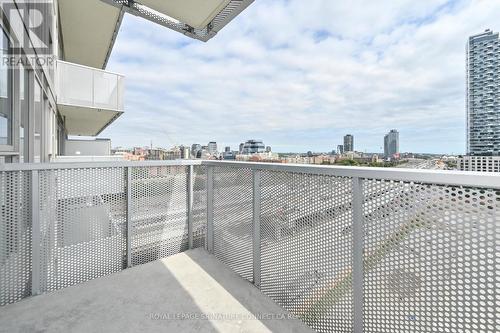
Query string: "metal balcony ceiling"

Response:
xmin=101 ymin=0 xmax=254 ymax=42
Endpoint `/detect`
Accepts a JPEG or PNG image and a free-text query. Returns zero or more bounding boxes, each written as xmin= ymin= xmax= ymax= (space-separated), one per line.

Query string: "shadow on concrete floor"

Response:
xmin=0 ymin=248 xmax=312 ymax=333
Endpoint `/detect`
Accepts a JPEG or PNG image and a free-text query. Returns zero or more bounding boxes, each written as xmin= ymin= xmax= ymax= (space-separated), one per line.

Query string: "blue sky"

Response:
xmin=102 ymin=0 xmax=500 ymax=154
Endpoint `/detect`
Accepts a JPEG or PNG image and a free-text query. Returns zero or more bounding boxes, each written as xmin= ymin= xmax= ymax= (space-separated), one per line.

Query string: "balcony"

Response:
xmin=0 ymin=161 xmax=499 ymax=332
xmin=56 ymin=60 xmax=125 ymax=136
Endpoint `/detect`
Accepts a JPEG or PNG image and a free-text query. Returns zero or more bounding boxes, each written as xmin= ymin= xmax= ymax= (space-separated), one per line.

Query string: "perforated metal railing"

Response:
xmin=1 ymin=160 xmax=499 ymax=333
xmin=203 ymin=162 xmax=500 ymax=333
xmin=0 ymin=161 xmax=203 ymax=304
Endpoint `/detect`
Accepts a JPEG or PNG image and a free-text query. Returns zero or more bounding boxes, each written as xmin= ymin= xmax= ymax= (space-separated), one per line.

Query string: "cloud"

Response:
xmin=102 ymin=0 xmax=499 ymax=154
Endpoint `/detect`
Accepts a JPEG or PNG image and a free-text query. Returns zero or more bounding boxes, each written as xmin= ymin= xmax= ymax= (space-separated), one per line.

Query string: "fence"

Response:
xmin=1 ymin=160 xmax=499 ymax=333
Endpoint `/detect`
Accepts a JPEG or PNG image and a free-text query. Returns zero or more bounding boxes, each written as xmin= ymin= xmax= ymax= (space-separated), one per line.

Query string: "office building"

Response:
xmin=225 ymin=146 xmax=231 ymax=153
xmin=466 ymin=30 xmax=500 ymax=156
xmin=384 ymin=129 xmax=400 ymax=158
xmin=266 ymin=146 xmax=272 ymax=153
xmin=191 ymin=143 xmax=201 ymax=157
xmin=337 ymin=145 xmax=344 ymax=155
xmin=180 ymin=145 xmax=190 ymax=159
xmin=208 ymin=142 xmax=217 ymax=155
xmin=344 ymin=135 xmax=354 ymax=152
xmin=239 ymin=143 xmax=245 ymax=154
xmin=241 ymin=139 xmax=266 ymax=154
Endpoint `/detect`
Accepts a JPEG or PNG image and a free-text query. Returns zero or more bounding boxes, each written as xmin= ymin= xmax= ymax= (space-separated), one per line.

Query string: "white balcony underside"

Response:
xmin=0 ymin=249 xmax=312 ymax=333
xmin=59 ymin=0 xmax=123 ymax=69
xmin=58 ymin=104 xmax=122 ymax=136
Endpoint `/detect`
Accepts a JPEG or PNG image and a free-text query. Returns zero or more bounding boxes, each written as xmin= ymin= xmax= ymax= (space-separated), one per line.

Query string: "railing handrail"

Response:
xmin=201 ymin=160 xmax=500 ymax=189
xmin=1 ymin=159 xmax=500 ymax=189
xmin=57 ymin=59 xmax=125 ymax=78
xmin=0 ymin=159 xmax=202 ymax=171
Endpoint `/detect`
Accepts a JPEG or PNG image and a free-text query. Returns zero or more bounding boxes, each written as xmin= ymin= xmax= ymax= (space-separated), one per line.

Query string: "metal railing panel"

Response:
xmin=0 ymin=171 xmax=32 ymax=306
xmin=130 ymin=166 xmax=189 ymax=266
xmin=192 ymin=165 xmax=207 ymax=249
xmin=37 ymin=167 xmax=127 ymax=293
xmin=362 ymin=179 xmax=500 ymax=333
xmin=212 ymin=166 xmax=254 ymax=282
xmin=259 ymin=170 xmax=354 ymax=332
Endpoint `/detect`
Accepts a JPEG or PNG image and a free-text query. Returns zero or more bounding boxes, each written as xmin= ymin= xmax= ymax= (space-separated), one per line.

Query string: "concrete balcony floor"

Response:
xmin=0 ymin=249 xmax=312 ymax=333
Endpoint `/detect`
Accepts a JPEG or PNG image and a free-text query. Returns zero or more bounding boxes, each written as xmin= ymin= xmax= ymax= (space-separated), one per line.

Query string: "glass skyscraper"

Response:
xmin=343 ymin=134 xmax=354 ymax=152
xmin=384 ymin=129 xmax=399 ymax=158
xmin=466 ymin=30 xmax=500 ymax=156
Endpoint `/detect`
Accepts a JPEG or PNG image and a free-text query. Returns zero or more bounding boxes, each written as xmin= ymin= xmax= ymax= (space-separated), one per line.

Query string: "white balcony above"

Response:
xmin=56 ymin=60 xmax=125 ymax=136
xmin=59 ymin=0 xmax=123 ymax=69
xmin=140 ymin=0 xmax=231 ymax=29
xmin=101 ymin=0 xmax=254 ymax=42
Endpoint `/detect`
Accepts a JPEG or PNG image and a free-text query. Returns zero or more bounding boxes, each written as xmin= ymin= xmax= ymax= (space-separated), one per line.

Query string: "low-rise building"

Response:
xmin=458 ymin=155 xmax=500 ymax=172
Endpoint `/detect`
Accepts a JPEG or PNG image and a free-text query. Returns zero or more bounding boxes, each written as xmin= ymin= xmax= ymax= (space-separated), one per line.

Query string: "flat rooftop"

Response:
xmin=0 ymin=248 xmax=312 ymax=333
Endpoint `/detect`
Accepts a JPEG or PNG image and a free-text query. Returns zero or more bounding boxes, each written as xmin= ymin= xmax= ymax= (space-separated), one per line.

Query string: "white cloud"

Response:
xmin=103 ymin=0 xmax=500 ymax=153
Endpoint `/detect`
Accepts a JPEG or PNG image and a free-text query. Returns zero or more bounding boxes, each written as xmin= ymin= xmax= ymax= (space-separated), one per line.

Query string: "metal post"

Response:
xmin=187 ymin=165 xmax=194 ymax=249
xmin=206 ymin=166 xmax=214 ymax=254
xmin=126 ymin=167 xmax=132 ymax=268
xmin=352 ymin=177 xmax=365 ymax=333
xmin=252 ymin=169 xmax=261 ymax=288
xmin=31 ymin=170 xmax=41 ymax=296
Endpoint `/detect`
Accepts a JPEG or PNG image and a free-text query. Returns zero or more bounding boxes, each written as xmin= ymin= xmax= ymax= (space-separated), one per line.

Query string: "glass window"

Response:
xmin=20 ymin=65 xmax=29 ymax=162
xmin=34 ymin=79 xmax=42 ymax=162
xmin=0 ymin=29 xmax=12 ymax=146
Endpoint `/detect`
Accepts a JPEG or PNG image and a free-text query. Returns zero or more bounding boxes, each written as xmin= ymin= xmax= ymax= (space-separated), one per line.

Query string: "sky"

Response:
xmin=102 ymin=0 xmax=500 ymax=154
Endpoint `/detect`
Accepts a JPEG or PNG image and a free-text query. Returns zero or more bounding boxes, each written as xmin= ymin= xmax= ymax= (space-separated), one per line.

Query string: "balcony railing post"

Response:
xmin=31 ymin=170 xmax=41 ymax=296
xmin=126 ymin=167 xmax=132 ymax=268
xmin=187 ymin=165 xmax=194 ymax=249
xmin=252 ymin=169 xmax=261 ymax=289
xmin=352 ymin=177 xmax=365 ymax=333
xmin=206 ymin=166 xmax=214 ymax=254
xmin=91 ymin=69 xmax=95 ymax=107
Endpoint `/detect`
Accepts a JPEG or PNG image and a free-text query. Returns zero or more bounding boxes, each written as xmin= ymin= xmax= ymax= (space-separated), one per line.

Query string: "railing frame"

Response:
xmin=126 ymin=166 xmax=132 ymax=268
xmin=4 ymin=159 xmax=499 ymax=189
xmin=3 ymin=159 xmax=500 ymax=332
xmin=206 ymin=166 xmax=214 ymax=254
xmin=352 ymin=177 xmax=365 ymax=333
xmin=31 ymin=170 xmax=41 ymax=296
xmin=187 ymin=165 xmax=194 ymax=249
xmin=252 ymin=169 xmax=261 ymax=289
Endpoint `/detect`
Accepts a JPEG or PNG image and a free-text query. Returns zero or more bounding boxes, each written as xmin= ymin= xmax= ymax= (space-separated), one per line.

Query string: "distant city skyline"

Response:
xmin=101 ymin=0 xmax=500 ymax=155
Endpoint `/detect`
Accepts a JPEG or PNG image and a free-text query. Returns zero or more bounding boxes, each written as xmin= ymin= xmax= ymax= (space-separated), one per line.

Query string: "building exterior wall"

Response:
xmin=0 ymin=0 xmax=64 ymax=163
xmin=458 ymin=155 xmax=500 ymax=172
xmin=466 ymin=30 xmax=500 ymax=156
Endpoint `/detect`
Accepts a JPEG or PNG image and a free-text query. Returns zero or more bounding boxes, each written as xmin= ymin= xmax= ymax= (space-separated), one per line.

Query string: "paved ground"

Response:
xmin=0 ymin=249 xmax=312 ymax=333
